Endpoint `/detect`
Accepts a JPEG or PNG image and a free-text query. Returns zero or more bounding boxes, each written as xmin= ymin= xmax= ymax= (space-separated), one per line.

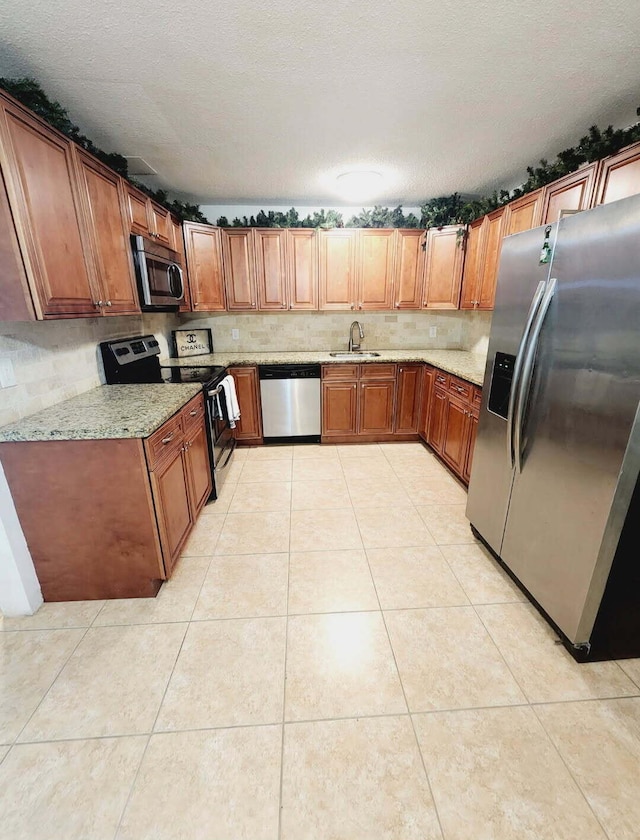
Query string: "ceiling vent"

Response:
xmin=125 ymin=156 xmax=158 ymax=176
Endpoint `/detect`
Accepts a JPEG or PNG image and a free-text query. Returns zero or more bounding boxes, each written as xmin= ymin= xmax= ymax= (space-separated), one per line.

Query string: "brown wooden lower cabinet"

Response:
xmin=0 ymin=393 xmax=211 ymax=601
xmin=427 ymin=385 xmax=448 ymax=455
xmin=395 ymin=364 xmax=423 ymax=434
xmin=463 ymin=405 xmax=479 ymax=484
xmin=322 ymin=380 xmax=358 ymax=436
xmin=228 ymin=366 xmax=263 ymax=443
xmin=441 ymin=393 xmax=469 ymax=474
xmin=418 ymin=365 xmax=434 ymax=438
xmin=359 ymin=380 xmax=395 ymax=434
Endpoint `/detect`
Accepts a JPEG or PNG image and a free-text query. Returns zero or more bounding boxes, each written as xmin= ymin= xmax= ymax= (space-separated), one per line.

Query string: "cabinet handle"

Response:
xmin=94 ymin=300 xmax=104 ymax=307
xmin=189 ymin=409 xmax=198 ymax=416
xmin=161 ymin=434 xmax=175 ymax=445
xmin=251 ymin=302 xmax=256 ymax=308
xmin=350 ymin=303 xmax=355 ymax=310
xmin=106 ymin=300 xmax=112 ymax=307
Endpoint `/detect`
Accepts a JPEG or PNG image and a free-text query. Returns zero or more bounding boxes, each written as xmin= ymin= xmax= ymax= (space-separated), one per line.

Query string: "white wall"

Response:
xmin=199 ymin=204 xmax=423 ymax=226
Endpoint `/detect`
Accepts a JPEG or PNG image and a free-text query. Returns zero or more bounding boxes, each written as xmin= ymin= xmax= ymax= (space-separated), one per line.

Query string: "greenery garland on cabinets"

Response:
xmin=0 ymin=78 xmax=210 ymax=223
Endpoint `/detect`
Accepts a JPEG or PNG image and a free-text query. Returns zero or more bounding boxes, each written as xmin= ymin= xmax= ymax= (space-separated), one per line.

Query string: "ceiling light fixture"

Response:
xmin=335 ymin=170 xmax=383 ymax=202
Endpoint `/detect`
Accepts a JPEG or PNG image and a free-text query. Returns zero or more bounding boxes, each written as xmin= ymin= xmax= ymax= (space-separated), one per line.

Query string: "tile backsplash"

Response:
xmin=0 ymin=314 xmax=178 ymax=427
xmin=179 ymin=310 xmax=491 ymax=354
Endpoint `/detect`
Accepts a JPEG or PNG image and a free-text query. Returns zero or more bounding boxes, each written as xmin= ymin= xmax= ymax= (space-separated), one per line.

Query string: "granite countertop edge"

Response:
xmin=0 ymin=383 xmax=203 ymax=444
xmin=161 ymin=349 xmax=488 ymax=386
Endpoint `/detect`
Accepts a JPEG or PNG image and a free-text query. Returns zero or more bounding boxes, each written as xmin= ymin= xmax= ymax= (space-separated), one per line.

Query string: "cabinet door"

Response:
xmin=395 ymin=364 xmax=423 ymax=434
xmin=319 ymin=229 xmax=357 ymax=310
xmin=540 ymin=163 xmax=599 ymax=223
xmin=254 ymin=228 xmax=287 ymax=310
xmin=228 ymin=366 xmax=262 ymax=441
xmin=359 ymin=380 xmax=395 ymax=435
xmin=0 ymin=100 xmax=98 ymax=317
xmin=393 ymin=229 xmax=425 ymax=309
xmin=503 ymin=189 xmax=543 ymax=236
xmin=223 ymin=229 xmax=257 ymax=310
xmin=459 ymin=218 xmax=483 ymax=310
xmin=126 ymin=184 xmax=151 ymax=236
xmin=428 ymin=386 xmax=448 ymax=454
xmin=595 ymin=142 xmax=640 ymax=205
xmin=150 ymin=203 xmax=171 ymax=244
xmin=442 ymin=393 xmax=470 ymax=477
xmin=0 ymin=168 xmax=34 ymax=321
xmin=476 ymin=207 xmax=506 ymax=310
xmin=74 ymin=150 xmax=139 ymax=314
xmin=356 ymin=229 xmax=395 ymax=310
xmin=322 ymin=381 xmax=358 ymax=436
xmin=150 ymin=446 xmax=192 ymax=577
xmin=184 ymin=421 xmax=212 ymax=514
xmin=287 ymin=228 xmax=318 ymax=310
xmin=418 ymin=365 xmax=434 ymax=441
xmin=183 ymin=223 xmax=226 ymax=311
xmin=463 ymin=406 xmax=479 ymax=484
xmin=422 ymin=225 xmax=464 ymax=309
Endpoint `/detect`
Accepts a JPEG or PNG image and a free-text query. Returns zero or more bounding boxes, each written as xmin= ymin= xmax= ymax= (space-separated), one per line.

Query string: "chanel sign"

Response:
xmin=172 ymin=329 xmax=214 ymax=358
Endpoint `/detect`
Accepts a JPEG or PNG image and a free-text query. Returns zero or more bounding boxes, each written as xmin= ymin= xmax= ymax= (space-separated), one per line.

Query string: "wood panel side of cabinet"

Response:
xmin=0 ymin=99 xmax=99 ymax=317
xmin=319 ymin=229 xmax=357 ymax=310
xmin=422 ymin=225 xmax=464 ymax=309
xmin=459 ymin=218 xmax=483 ymax=310
xmin=418 ymin=365 xmax=434 ymax=441
xmin=74 ymin=149 xmax=139 ymax=314
xmin=477 ymin=207 xmax=506 ymax=310
xmin=503 ymin=189 xmax=543 ymax=237
xmin=0 ymin=439 xmax=165 ymax=601
xmin=595 ymin=142 xmax=640 ymax=205
xmin=183 ymin=223 xmax=226 ymax=311
xmin=356 ymin=228 xmax=395 ymax=310
xmin=254 ymin=228 xmax=287 ymax=310
xmin=359 ymin=380 xmax=395 ymax=435
xmin=322 ymin=380 xmax=358 ymax=436
xmin=393 ymin=229 xmax=426 ymax=309
xmin=540 ymin=162 xmax=600 ymax=223
xmin=228 ymin=366 xmax=263 ymax=441
xmin=428 ymin=386 xmax=448 ymax=454
xmin=0 ymin=167 xmax=34 ymax=320
xmin=395 ymin=364 xmax=423 ymax=434
xmin=222 ymin=229 xmax=257 ymax=310
xmin=287 ymin=228 xmax=318 ymax=309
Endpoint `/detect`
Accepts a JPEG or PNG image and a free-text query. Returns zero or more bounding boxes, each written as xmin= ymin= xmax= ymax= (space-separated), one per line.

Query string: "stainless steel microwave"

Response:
xmin=131 ymin=235 xmax=184 ymax=311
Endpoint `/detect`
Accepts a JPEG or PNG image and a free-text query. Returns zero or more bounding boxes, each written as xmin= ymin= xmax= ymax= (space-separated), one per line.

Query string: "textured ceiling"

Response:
xmin=2 ymin=0 xmax=640 ymax=205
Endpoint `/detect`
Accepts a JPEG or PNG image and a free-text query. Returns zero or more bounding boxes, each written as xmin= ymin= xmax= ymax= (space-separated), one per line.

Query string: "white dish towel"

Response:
xmin=221 ymin=375 xmax=241 ymax=428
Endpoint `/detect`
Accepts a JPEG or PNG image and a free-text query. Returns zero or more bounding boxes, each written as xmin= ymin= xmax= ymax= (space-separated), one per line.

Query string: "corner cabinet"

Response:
xmin=460 ymin=207 xmax=505 ymax=311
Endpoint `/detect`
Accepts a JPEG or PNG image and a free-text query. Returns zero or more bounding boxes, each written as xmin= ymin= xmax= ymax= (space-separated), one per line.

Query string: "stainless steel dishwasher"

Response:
xmin=259 ymin=365 xmax=321 ymax=443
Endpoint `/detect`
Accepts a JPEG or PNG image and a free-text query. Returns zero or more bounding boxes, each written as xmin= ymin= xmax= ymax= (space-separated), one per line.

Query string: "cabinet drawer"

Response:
xmin=322 ymin=364 xmax=359 ymax=380
xmin=473 ymin=387 xmax=483 ymax=407
xmin=449 ymin=376 xmax=472 ymax=401
xmin=359 ymin=363 xmax=396 ymax=380
xmin=181 ymin=393 xmax=206 ymax=432
xmin=145 ymin=413 xmax=184 ymax=470
xmin=434 ymin=369 xmax=450 ymax=389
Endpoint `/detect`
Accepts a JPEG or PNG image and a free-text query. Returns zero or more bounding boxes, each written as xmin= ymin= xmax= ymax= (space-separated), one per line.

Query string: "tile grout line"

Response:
xmin=277 ymin=482 xmax=294 ymax=840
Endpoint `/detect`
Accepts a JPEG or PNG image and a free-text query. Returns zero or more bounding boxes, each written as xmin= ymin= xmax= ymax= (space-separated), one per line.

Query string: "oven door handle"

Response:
xmin=207 ymin=385 xmax=222 ymax=398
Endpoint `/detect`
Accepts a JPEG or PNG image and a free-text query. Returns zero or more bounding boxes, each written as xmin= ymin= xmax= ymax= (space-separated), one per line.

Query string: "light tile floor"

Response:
xmin=1 ymin=441 xmax=639 ymax=840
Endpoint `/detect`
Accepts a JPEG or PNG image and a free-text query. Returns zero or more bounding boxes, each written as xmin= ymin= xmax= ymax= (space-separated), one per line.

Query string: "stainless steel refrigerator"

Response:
xmin=466 ymin=194 xmax=640 ymax=661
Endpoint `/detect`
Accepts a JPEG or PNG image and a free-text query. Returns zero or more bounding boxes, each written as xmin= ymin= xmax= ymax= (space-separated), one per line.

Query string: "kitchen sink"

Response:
xmin=329 ymin=352 xmax=381 ymax=358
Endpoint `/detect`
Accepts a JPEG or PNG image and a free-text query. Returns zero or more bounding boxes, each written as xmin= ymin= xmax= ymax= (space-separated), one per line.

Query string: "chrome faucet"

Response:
xmin=348 ymin=320 xmax=364 ymax=352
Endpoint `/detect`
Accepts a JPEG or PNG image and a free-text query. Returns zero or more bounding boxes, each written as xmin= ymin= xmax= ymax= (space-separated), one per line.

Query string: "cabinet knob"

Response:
xmin=251 ymin=302 xmax=256 ymax=308
xmin=281 ymin=303 xmax=286 ymax=308
xmin=423 ymin=301 xmax=427 ymax=307
xmin=106 ymin=300 xmax=112 ymax=307
xmin=395 ymin=303 xmax=399 ymax=308
xmin=350 ymin=303 xmax=355 ymax=310
xmin=95 ymin=300 xmax=104 ymax=307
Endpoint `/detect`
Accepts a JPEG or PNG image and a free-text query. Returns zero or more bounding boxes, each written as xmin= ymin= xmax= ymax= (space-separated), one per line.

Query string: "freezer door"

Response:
xmin=501 ymin=196 xmax=640 ymax=645
xmin=466 ymin=226 xmax=555 ymax=553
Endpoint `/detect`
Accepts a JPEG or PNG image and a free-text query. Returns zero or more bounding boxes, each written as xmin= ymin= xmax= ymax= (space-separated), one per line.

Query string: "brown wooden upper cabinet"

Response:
xmin=74 ymin=149 xmax=139 ymax=315
xmin=222 ymin=229 xmax=257 ymax=310
xmin=183 ymin=222 xmax=226 ymax=311
xmin=595 ymin=141 xmax=640 ymax=205
xmin=422 ymin=225 xmax=464 ymax=309
xmin=254 ymin=228 xmax=288 ymax=310
xmin=540 ymin=162 xmax=600 ymax=224
xmin=393 ymin=229 xmax=426 ymax=309
xmin=319 ymin=229 xmax=357 ymax=309
xmin=503 ymin=188 xmax=543 ymax=236
xmin=356 ymin=229 xmax=395 ymax=310
xmin=460 ymin=207 xmax=505 ymax=310
xmin=125 ymin=182 xmax=171 ymax=244
xmin=286 ymin=228 xmax=318 ymax=309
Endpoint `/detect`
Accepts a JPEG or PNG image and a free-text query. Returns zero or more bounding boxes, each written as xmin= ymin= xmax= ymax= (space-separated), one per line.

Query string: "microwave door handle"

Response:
xmin=513 ymin=277 xmax=557 ymax=474
xmin=506 ymin=280 xmax=546 ymax=468
xmin=168 ymin=263 xmax=185 ymax=301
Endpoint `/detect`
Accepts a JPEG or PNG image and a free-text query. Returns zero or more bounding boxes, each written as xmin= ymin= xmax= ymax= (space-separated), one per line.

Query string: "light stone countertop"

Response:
xmin=161 ymin=349 xmax=488 ymax=386
xmin=0 ymin=383 xmax=203 ymax=443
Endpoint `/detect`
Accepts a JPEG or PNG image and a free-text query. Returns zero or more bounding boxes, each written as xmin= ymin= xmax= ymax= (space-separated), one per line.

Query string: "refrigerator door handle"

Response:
xmin=506 ymin=280 xmax=546 ymax=467
xmin=513 ymin=277 xmax=558 ymax=473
